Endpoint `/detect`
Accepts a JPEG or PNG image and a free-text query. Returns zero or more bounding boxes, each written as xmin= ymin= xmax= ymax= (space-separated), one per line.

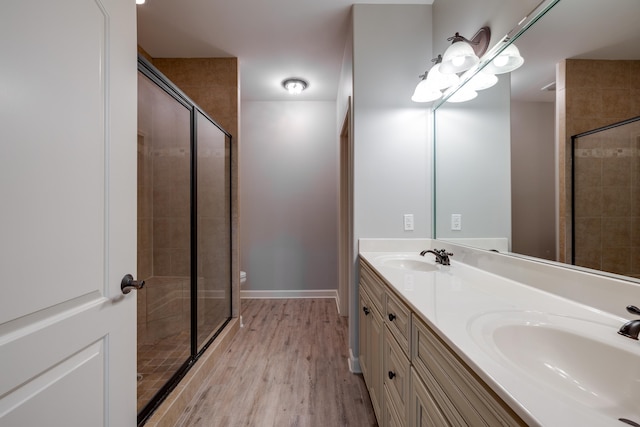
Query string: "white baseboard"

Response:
xmin=349 ymin=348 xmax=361 ymax=374
xmin=240 ymin=289 xmax=339 ymax=300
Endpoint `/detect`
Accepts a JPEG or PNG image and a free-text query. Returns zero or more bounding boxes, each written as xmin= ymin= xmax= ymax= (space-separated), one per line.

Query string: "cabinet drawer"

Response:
xmin=385 ymin=289 xmax=411 ymax=356
xmin=360 ymin=260 xmax=385 ymax=315
xmin=412 ymin=315 xmax=526 ymax=426
xmin=384 ymin=326 xmax=410 ymax=425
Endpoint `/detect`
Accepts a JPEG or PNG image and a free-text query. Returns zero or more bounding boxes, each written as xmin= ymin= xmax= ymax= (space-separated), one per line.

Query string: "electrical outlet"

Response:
xmin=451 ymin=214 xmax=462 ymax=231
xmin=403 ymin=214 xmax=414 ymax=231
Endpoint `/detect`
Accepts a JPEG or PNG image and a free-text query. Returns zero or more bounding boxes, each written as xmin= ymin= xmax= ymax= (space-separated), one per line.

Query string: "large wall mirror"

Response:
xmin=434 ymin=0 xmax=640 ymax=279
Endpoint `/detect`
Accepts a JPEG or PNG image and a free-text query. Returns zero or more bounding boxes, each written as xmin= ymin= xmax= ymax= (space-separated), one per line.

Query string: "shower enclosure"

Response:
xmin=136 ymin=56 xmax=232 ymax=424
xmin=572 ymin=116 xmax=640 ymax=277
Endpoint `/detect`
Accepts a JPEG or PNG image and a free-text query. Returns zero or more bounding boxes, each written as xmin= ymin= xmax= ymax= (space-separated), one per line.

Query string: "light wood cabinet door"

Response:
xmin=359 ymin=283 xmax=384 ymax=423
xmin=384 ymin=327 xmax=410 ymax=426
xmin=369 ymin=303 xmax=384 ymax=422
xmin=409 ymin=368 xmax=450 ymax=427
xmin=359 ymin=290 xmax=371 ymax=383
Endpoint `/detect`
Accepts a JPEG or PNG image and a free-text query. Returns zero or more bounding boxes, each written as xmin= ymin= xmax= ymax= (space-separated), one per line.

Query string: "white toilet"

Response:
xmin=240 ymin=271 xmax=246 ymax=327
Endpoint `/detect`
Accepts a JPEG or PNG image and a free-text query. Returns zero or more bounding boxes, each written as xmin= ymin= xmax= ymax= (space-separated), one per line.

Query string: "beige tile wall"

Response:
xmin=558 ymin=59 xmax=640 ymax=272
xmin=152 ymin=58 xmax=238 ymax=139
xmin=136 ymin=53 xmax=241 ymax=341
xmin=152 ymin=57 xmax=240 ymax=319
xmin=573 ymin=122 xmax=640 ymax=276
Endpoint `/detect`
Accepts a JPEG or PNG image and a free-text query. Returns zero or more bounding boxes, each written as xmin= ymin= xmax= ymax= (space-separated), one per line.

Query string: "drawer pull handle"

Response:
xmin=388 ymin=371 xmax=396 ymax=380
xmin=388 ymin=313 xmax=396 ymax=321
xmin=363 ymin=306 xmax=370 ymax=315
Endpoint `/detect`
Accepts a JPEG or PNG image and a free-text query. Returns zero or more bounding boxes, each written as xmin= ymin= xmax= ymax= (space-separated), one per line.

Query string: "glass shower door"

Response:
xmin=136 ymin=56 xmax=233 ymax=424
xmin=196 ymin=111 xmax=232 ymax=351
xmin=137 ymin=71 xmax=192 ymax=417
xmin=572 ymin=116 xmax=640 ymax=275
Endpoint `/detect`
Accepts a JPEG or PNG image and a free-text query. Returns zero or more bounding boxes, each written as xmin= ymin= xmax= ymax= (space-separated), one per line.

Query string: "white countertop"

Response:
xmin=359 ymin=244 xmax=640 ymax=427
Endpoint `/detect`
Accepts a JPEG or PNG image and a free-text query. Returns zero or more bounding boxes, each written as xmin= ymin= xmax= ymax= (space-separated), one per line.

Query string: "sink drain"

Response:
xmin=619 ymin=418 xmax=640 ymax=427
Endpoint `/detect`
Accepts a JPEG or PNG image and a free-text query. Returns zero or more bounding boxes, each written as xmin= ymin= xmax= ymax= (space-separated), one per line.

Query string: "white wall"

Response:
xmin=434 ymin=76 xmax=512 ymax=244
xmin=348 ymin=4 xmax=433 ymax=365
xmin=432 ymin=0 xmax=541 ymax=56
xmin=336 ymin=13 xmax=353 ymax=133
xmin=511 ymin=100 xmax=556 ymax=260
xmin=352 ymin=4 xmax=433 ymax=240
xmin=240 ymin=101 xmax=337 ymax=293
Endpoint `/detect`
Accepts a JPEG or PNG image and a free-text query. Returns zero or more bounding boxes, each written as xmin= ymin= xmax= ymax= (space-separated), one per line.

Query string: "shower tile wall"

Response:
xmin=574 ymin=122 xmax=640 ymax=276
xmin=137 ymin=78 xmax=192 ymax=345
xmin=558 ymin=59 xmax=640 ymax=263
xmin=137 ymin=134 xmax=151 ymax=344
xmin=152 ymin=56 xmax=240 ymax=319
xmin=153 ymin=58 xmax=238 ymax=139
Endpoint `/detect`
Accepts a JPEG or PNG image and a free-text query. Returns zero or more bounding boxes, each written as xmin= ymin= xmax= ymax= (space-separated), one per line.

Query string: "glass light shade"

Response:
xmin=285 ymin=81 xmax=305 ymax=94
xmin=440 ymin=41 xmax=479 ymax=74
xmin=428 ymin=63 xmax=460 ymax=90
xmin=282 ymin=78 xmax=308 ymax=94
xmin=411 ymin=79 xmax=442 ymax=103
xmin=447 ymin=87 xmax=478 ymax=103
xmin=484 ymin=44 xmax=524 ymax=74
xmin=465 ymin=70 xmax=498 ymax=91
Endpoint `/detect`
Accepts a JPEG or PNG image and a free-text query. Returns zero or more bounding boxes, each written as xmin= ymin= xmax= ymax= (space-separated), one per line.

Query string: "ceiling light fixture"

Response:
xmin=440 ymin=27 xmax=491 ymax=74
xmin=282 ymin=78 xmax=308 ymax=95
xmin=136 ymin=0 xmax=145 ymax=4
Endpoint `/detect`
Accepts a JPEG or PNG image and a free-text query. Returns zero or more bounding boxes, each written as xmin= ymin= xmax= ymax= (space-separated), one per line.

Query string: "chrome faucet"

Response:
xmin=618 ymin=305 xmax=640 ymax=340
xmin=419 ymin=249 xmax=453 ymax=266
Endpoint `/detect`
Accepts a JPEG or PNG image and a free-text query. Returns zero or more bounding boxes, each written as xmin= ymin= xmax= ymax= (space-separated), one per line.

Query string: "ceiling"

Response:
xmin=511 ymin=0 xmax=640 ymax=102
xmin=137 ymin=0 xmax=640 ymax=104
xmin=136 ymin=0 xmax=432 ymax=102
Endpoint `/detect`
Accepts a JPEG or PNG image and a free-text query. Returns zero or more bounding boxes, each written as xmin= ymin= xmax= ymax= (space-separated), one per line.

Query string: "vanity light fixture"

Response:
xmin=440 ymin=27 xmax=491 ymax=74
xmin=447 ymin=87 xmax=478 ymax=103
xmin=412 ymin=55 xmax=460 ymax=103
xmin=411 ymin=74 xmax=443 ymax=103
xmin=464 ymin=69 xmax=498 ymax=91
xmin=282 ymin=78 xmax=308 ymax=95
xmin=483 ymin=43 xmax=524 ymax=74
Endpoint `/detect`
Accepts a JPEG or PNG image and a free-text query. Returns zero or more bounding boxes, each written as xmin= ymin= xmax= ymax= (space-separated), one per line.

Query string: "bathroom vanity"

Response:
xmin=358 ymin=239 xmax=640 ymax=427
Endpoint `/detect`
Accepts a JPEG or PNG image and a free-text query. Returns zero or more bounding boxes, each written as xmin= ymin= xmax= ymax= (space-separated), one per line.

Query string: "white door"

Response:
xmin=0 ymin=0 xmax=138 ymax=426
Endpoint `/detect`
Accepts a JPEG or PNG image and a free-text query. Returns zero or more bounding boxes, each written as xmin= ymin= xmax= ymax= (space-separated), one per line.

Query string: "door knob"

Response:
xmin=121 ymin=274 xmax=145 ymax=294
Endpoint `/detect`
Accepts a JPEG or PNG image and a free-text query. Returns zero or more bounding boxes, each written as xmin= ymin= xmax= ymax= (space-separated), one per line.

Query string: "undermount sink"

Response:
xmin=468 ymin=311 xmax=640 ymax=420
xmin=376 ymin=255 xmax=437 ymax=272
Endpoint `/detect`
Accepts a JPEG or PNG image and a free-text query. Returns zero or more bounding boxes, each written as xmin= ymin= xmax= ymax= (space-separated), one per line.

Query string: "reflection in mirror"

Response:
xmin=573 ymin=116 xmax=640 ymax=277
xmin=434 ymin=0 xmax=640 ymax=279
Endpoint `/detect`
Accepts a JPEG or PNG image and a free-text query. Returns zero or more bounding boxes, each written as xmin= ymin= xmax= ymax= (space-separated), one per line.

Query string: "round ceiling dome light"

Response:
xmin=282 ymin=78 xmax=308 ymax=95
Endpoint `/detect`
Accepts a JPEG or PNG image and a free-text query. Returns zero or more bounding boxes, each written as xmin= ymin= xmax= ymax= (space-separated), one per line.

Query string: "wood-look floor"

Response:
xmin=174 ymin=299 xmax=378 ymax=427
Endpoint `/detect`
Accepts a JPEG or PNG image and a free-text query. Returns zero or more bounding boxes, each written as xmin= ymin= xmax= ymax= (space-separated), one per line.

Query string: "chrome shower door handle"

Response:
xmin=121 ymin=274 xmax=145 ymax=294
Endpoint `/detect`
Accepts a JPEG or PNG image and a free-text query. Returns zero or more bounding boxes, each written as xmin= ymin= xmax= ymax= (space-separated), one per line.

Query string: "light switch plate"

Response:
xmin=451 ymin=214 xmax=462 ymax=231
xmin=404 ymin=214 xmax=414 ymax=231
